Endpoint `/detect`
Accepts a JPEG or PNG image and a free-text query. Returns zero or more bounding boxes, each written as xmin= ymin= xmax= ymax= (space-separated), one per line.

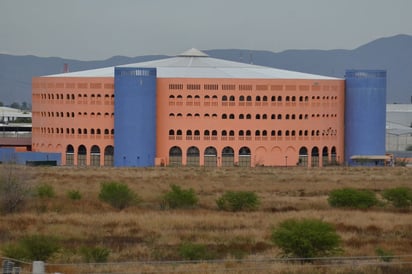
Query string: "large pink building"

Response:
xmin=32 ymin=49 xmax=346 ymax=167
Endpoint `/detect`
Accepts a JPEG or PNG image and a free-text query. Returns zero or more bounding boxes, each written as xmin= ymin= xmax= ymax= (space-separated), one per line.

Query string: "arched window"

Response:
xmin=169 ymin=130 xmax=175 ymax=135
xmin=186 ymin=146 xmax=200 ymax=166
xmin=104 ymin=145 xmax=114 ymax=166
xmin=239 ymin=130 xmax=244 ymax=136
xmin=65 ymin=145 xmax=74 ymax=166
xmin=256 ymin=114 xmax=261 ymax=119
xmin=90 ymin=145 xmax=101 ymax=167
xmin=239 ymin=95 xmax=245 ymax=101
xmin=299 ymin=146 xmax=308 ymax=166
xmin=222 ymin=146 xmax=235 ymax=167
xmin=246 ymin=114 xmax=251 ymax=119
xmin=204 ymin=146 xmax=217 ymax=167
xmin=229 ymin=114 xmax=235 ymax=119
xmin=77 ymin=145 xmax=87 ymax=166
xmin=222 ymin=114 xmax=227 ymax=119
xmin=238 ymin=147 xmax=251 ymax=167
xmin=222 ymin=95 xmax=228 ymax=101
xmin=239 ymin=114 xmax=244 ymax=119
xmin=169 ymin=146 xmax=182 ymax=167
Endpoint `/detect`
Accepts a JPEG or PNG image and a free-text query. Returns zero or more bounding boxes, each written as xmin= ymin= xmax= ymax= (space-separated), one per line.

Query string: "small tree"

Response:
xmin=216 ymin=191 xmax=260 ymax=212
xmin=99 ymin=181 xmax=139 ymax=210
xmin=382 ymin=187 xmax=412 ymax=208
xmin=328 ymin=188 xmax=378 ymax=209
xmin=161 ymin=184 xmax=198 ymax=209
xmin=2 ymin=234 xmax=60 ymax=261
xmin=271 ymin=219 xmax=341 ymax=260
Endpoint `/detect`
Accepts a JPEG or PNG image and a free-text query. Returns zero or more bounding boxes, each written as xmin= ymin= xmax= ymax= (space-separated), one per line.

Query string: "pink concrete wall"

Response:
xmin=156 ymin=78 xmax=345 ymax=167
xmin=32 ymin=77 xmax=115 ymax=166
xmin=32 ymin=76 xmax=345 ymax=167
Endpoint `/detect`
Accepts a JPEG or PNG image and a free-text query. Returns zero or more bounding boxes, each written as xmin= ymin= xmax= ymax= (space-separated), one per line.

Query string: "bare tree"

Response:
xmin=0 ymin=162 xmax=31 ymax=214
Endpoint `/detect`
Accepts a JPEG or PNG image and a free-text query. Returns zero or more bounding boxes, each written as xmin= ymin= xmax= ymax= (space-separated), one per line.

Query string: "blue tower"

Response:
xmin=344 ymin=70 xmax=386 ymax=166
xmin=114 ymin=67 xmax=157 ymax=167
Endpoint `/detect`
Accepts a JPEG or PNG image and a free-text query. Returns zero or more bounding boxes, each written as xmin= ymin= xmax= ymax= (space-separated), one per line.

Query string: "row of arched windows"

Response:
xmin=39 ymin=93 xmax=114 ymax=101
xmin=168 ymin=129 xmax=338 ymax=138
xmin=65 ymin=144 xmax=114 ymax=166
xmin=169 ymin=113 xmax=337 ymax=119
xmin=39 ymin=127 xmax=114 ymax=135
xmin=37 ymin=111 xmax=114 ymax=118
xmin=169 ymin=94 xmax=338 ymax=102
xmin=168 ymin=145 xmax=338 ymax=167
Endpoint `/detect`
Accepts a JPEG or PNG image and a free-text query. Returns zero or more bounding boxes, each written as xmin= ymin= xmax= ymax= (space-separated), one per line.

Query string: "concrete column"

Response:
xmin=32 ymin=261 xmax=45 ymax=274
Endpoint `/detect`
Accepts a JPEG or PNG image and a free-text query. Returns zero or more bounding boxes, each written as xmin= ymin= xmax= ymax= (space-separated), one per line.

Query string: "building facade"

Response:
xmin=32 ymin=49 xmax=383 ymax=167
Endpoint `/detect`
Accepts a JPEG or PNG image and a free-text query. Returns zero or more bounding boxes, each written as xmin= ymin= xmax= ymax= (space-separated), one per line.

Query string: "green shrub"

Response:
xmin=216 ymin=191 xmax=260 ymax=211
xmin=99 ymin=181 xmax=139 ymax=210
xmin=2 ymin=234 xmax=60 ymax=261
xmin=67 ymin=189 xmax=82 ymax=200
xmin=178 ymin=242 xmax=215 ymax=260
xmin=382 ymin=187 xmax=412 ymax=208
xmin=80 ymin=246 xmax=110 ymax=263
xmin=271 ymin=219 xmax=341 ymax=260
xmin=161 ymin=184 xmax=198 ymax=209
xmin=328 ymin=188 xmax=378 ymax=209
xmin=36 ymin=184 xmax=55 ymax=198
xmin=375 ymin=247 xmax=394 ymax=262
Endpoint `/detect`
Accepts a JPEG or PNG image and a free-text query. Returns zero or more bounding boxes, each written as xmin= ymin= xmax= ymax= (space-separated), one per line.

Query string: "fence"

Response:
xmin=2 ymin=255 xmax=412 ymax=274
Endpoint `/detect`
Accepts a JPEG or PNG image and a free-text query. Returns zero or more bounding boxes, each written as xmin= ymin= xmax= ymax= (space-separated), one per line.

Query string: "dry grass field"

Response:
xmin=1 ymin=165 xmax=412 ymax=273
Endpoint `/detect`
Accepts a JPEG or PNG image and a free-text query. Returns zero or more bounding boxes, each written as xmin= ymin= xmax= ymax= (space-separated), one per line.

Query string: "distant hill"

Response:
xmin=1 ymin=34 xmax=411 ymax=105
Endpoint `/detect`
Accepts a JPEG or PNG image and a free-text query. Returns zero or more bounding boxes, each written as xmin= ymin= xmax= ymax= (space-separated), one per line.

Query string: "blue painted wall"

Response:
xmin=0 ymin=148 xmax=61 ymax=165
xmin=113 ymin=67 xmax=157 ymax=167
xmin=344 ymin=70 xmax=387 ymax=165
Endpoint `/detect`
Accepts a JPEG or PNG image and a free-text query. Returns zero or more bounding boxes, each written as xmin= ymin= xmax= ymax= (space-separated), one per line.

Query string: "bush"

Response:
xmin=216 ymin=191 xmax=260 ymax=212
xmin=36 ymin=184 xmax=55 ymax=198
xmin=2 ymin=234 xmax=60 ymax=261
xmin=161 ymin=184 xmax=198 ymax=209
xmin=67 ymin=189 xmax=82 ymax=200
xmin=271 ymin=219 xmax=341 ymax=260
xmin=99 ymin=181 xmax=139 ymax=210
xmin=80 ymin=246 xmax=110 ymax=263
xmin=382 ymin=187 xmax=412 ymax=208
xmin=375 ymin=247 xmax=394 ymax=262
xmin=328 ymin=188 xmax=378 ymax=209
xmin=178 ymin=242 xmax=215 ymax=260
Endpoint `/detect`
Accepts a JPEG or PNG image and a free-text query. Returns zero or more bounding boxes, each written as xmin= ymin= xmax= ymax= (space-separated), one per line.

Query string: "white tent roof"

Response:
xmin=45 ymin=49 xmax=341 ymax=80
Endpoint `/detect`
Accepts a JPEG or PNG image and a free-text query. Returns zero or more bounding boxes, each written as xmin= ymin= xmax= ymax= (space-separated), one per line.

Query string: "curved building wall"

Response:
xmin=344 ymin=70 xmax=386 ymax=165
xmin=155 ymin=78 xmax=345 ymax=167
xmin=32 ymin=77 xmax=115 ymax=166
xmin=114 ymin=68 xmax=157 ymax=167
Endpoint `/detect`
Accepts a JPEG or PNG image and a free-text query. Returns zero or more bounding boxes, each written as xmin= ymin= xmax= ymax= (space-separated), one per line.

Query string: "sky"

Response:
xmin=1 ymin=0 xmax=411 ymax=60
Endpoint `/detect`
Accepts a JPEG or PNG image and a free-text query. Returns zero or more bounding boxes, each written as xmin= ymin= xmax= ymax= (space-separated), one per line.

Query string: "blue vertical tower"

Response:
xmin=114 ymin=67 xmax=157 ymax=167
xmin=344 ymin=70 xmax=386 ymax=165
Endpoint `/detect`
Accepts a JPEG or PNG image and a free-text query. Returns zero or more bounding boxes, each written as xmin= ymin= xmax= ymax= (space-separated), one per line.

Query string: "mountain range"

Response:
xmin=1 ymin=34 xmax=411 ymax=105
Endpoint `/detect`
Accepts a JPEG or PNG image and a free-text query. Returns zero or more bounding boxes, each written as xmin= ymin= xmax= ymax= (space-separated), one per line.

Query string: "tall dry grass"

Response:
xmin=1 ymin=166 xmax=411 ymax=273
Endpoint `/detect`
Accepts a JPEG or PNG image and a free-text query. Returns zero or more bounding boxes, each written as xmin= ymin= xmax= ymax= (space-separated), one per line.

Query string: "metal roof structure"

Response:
xmin=45 ymin=49 xmax=341 ymax=80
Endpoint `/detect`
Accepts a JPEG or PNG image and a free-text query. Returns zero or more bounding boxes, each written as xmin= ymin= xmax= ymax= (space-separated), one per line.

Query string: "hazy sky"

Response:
xmin=1 ymin=0 xmax=411 ymax=60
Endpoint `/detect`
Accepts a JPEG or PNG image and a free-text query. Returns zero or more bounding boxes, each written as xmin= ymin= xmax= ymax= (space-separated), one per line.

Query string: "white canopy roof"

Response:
xmin=45 ymin=49 xmax=340 ymax=80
